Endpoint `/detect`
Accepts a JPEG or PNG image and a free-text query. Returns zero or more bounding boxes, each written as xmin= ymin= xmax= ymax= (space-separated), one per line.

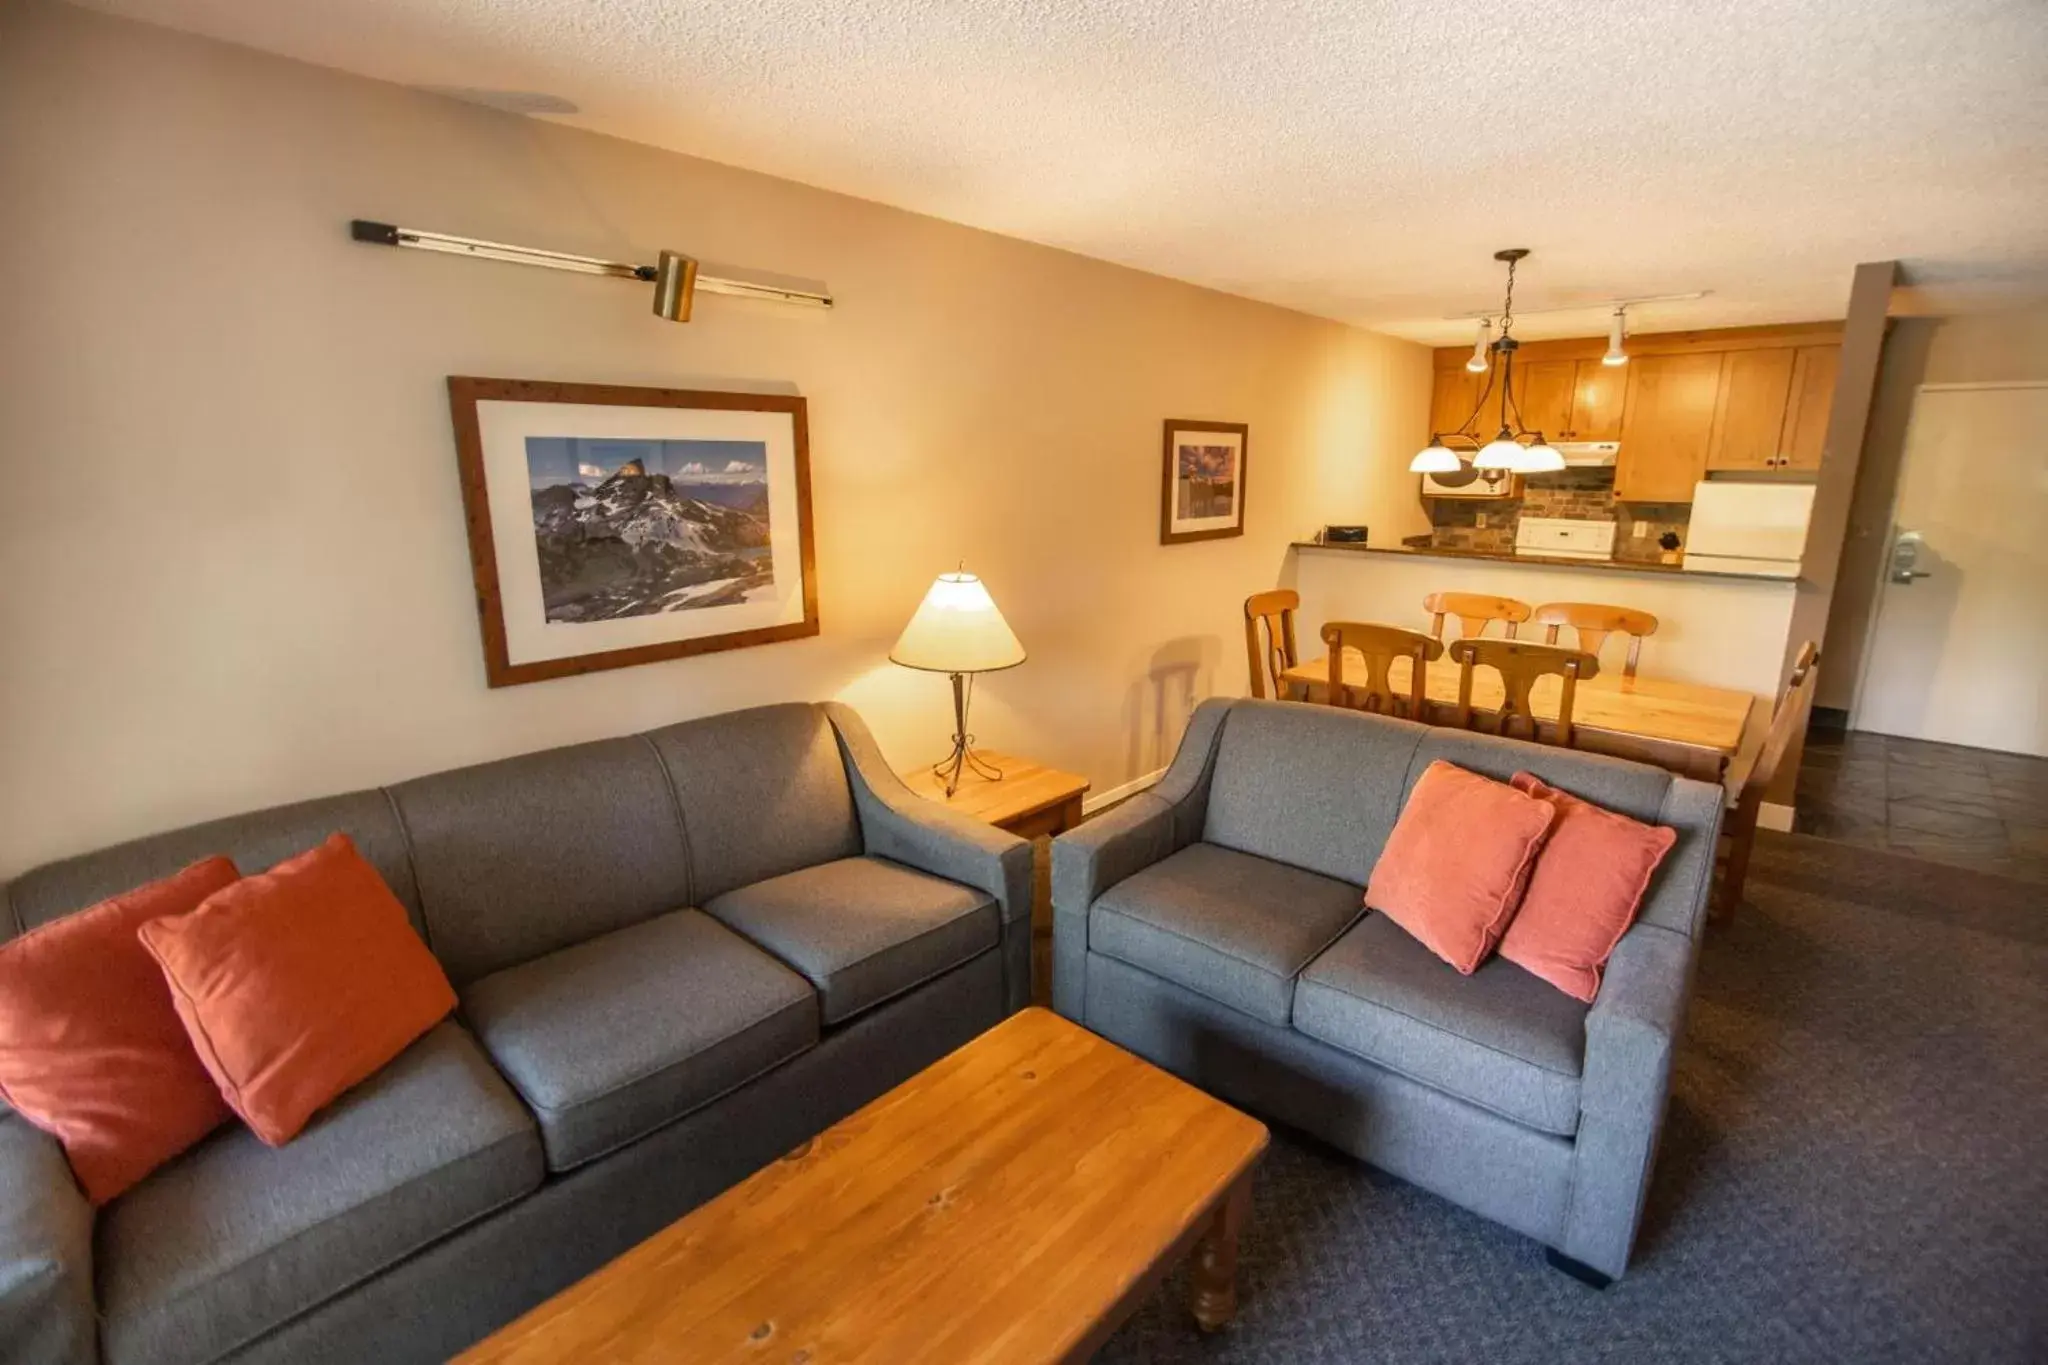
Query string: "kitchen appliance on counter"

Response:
xmin=1421 ymin=462 xmax=1518 ymax=499
xmin=1682 ymin=480 xmax=1816 ymax=577
xmin=1514 ymin=517 xmax=1618 ymax=561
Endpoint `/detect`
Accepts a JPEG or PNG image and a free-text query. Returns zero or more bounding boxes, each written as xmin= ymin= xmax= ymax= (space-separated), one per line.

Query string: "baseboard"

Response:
xmin=1758 ymin=801 xmax=1795 ymax=833
xmin=1083 ymin=767 xmax=1166 ymax=816
xmin=1809 ymin=705 xmax=1849 ymax=733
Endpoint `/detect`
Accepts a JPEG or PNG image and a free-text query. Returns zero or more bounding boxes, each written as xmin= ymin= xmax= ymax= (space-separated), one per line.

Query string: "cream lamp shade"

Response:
xmin=889 ymin=573 xmax=1026 ymax=674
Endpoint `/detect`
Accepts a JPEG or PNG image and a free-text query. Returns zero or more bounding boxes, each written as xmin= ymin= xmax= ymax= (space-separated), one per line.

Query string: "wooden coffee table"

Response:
xmin=456 ymin=1008 xmax=1268 ymax=1364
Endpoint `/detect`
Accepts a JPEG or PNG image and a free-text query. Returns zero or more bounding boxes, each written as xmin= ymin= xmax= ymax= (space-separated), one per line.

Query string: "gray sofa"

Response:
xmin=0 ymin=702 xmax=1030 ymax=1365
xmin=1052 ymin=698 xmax=1722 ymax=1284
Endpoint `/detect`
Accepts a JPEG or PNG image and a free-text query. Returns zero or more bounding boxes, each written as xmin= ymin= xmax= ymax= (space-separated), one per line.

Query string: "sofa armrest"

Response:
xmin=821 ymin=702 xmax=1035 ymax=1011
xmin=1047 ymin=698 xmax=1233 ymax=1021
xmin=1636 ymin=775 xmax=1725 ymax=940
xmin=1558 ymin=921 xmax=1699 ymax=1279
xmin=0 ymin=1114 xmax=97 ymax=1365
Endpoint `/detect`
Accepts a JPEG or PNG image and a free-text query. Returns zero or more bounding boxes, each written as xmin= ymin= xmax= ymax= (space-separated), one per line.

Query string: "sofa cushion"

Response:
xmin=1089 ymin=842 xmax=1362 ymax=1027
xmin=643 ymin=703 xmax=863 ymax=905
xmin=462 ymin=909 xmax=817 ymax=1171
xmin=389 ymin=736 xmax=693 ymax=986
xmin=96 ymin=1022 xmax=540 ymax=1365
xmin=1202 ymin=702 xmax=1428 ymax=885
xmin=1294 ymin=914 xmax=1590 ymax=1136
xmin=705 ymin=857 xmax=998 ymax=1025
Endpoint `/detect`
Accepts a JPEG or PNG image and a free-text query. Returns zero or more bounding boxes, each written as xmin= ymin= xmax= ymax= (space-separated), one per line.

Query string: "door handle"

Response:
xmin=1889 ymin=530 xmax=1931 ymax=584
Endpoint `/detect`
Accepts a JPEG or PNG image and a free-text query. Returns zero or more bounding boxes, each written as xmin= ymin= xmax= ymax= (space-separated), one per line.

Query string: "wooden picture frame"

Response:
xmin=1160 ymin=419 xmax=1249 ymax=544
xmin=447 ymin=377 xmax=819 ymax=688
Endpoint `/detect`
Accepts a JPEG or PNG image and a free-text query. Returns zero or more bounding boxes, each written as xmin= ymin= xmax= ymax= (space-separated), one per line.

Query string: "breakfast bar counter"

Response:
xmin=1291 ymin=539 xmax=1798 ymax=583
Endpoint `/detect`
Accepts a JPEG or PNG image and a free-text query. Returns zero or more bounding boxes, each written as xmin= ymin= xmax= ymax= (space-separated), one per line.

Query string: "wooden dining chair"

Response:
xmin=1320 ymin=622 xmax=1444 ymax=720
xmin=1714 ymin=642 xmax=1821 ymax=922
xmin=1447 ymin=638 xmax=1600 ymax=746
xmin=1424 ymin=591 xmax=1532 ymax=641
xmin=1532 ymin=602 xmax=1660 ymax=681
xmin=1243 ymin=589 xmax=1301 ymax=700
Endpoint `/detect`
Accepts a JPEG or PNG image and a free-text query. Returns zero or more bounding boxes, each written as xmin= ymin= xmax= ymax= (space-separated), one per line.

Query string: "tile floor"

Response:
xmin=1796 ymin=726 xmax=2048 ymax=885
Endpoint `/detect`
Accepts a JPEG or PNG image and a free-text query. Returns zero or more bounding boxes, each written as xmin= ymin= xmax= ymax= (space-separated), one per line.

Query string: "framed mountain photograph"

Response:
xmin=1159 ymin=418 xmax=1248 ymax=544
xmin=447 ymin=378 xmax=818 ymax=687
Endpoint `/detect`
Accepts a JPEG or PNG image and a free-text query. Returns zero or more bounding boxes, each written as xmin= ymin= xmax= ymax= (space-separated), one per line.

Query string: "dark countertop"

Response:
xmin=1290 ymin=540 xmax=1802 ymax=584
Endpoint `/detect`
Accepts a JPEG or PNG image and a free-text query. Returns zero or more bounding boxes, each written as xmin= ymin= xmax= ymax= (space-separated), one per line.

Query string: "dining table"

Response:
xmin=1278 ymin=650 xmax=1755 ymax=783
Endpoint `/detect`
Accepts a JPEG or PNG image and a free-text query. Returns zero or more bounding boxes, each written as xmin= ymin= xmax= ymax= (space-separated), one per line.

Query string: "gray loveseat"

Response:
xmin=1052 ymin=698 xmax=1721 ymax=1284
xmin=1 ymin=702 xmax=1029 ymax=1365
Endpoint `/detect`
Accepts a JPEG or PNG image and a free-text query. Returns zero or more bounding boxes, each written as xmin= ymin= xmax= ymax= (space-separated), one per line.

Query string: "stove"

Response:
xmin=1513 ymin=517 xmax=1617 ymax=561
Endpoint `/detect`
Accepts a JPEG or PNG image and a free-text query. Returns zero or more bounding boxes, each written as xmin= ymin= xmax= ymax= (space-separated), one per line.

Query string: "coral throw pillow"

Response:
xmin=0 ymin=857 xmax=240 ymax=1204
xmin=140 ymin=834 xmax=455 ymax=1146
xmin=1499 ymin=774 xmax=1678 ymax=1002
xmin=1365 ymin=760 xmax=1558 ymax=973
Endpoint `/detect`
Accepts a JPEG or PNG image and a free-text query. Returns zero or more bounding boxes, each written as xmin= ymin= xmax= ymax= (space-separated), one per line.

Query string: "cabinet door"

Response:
xmin=1615 ymin=353 xmax=1722 ymax=502
xmin=1430 ymin=368 xmax=1487 ymax=443
xmin=1707 ymin=348 xmax=1798 ymax=471
xmin=1514 ymin=360 xmax=1576 ymax=441
xmin=1778 ymin=345 xmax=1841 ymax=471
xmin=1567 ymin=361 xmax=1627 ymax=440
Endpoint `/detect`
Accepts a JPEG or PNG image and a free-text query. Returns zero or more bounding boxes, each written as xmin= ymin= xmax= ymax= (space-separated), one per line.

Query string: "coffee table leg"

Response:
xmin=1189 ymin=1171 xmax=1251 ymax=1333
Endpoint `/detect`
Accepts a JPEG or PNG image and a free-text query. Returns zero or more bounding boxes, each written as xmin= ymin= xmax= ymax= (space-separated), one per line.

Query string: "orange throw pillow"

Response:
xmin=0 ymin=857 xmax=240 ymax=1203
xmin=1498 ymin=773 xmax=1679 ymax=1002
xmin=1365 ymin=760 xmax=1558 ymax=973
xmin=139 ymin=834 xmax=455 ymax=1146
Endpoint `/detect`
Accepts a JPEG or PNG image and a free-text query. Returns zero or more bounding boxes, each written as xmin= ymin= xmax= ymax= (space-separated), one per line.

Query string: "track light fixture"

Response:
xmin=348 ymin=220 xmax=833 ymax=322
xmin=1603 ymin=305 xmax=1630 ymax=366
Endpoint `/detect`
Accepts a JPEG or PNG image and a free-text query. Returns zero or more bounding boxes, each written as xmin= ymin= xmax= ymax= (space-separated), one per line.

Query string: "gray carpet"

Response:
xmin=1096 ymin=831 xmax=2048 ymax=1363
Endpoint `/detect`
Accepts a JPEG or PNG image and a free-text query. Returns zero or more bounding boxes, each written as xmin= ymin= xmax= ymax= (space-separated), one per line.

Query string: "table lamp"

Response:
xmin=890 ymin=570 xmax=1027 ymax=796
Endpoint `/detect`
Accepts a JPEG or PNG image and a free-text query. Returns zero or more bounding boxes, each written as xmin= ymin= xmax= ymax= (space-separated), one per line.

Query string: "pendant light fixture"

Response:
xmin=1410 ymin=249 xmax=1564 ymax=475
xmin=1603 ymin=305 xmax=1630 ymax=366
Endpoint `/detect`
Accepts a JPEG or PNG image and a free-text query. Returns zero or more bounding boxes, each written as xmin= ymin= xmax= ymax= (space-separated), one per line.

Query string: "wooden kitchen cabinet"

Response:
xmin=1565 ymin=361 xmax=1627 ymax=440
xmin=1515 ymin=360 xmax=1577 ymax=440
xmin=1778 ymin=345 xmax=1841 ymax=470
xmin=1614 ymin=352 xmax=1722 ymax=501
xmin=1429 ymin=367 xmax=1487 ymax=441
xmin=1706 ymin=348 xmax=1798 ymax=471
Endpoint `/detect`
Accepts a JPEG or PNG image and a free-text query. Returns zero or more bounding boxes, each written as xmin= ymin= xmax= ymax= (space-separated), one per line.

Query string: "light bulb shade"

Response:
xmin=889 ymin=572 xmax=1026 ymax=673
xmin=1410 ymin=442 xmax=1462 ymax=474
xmin=1465 ymin=318 xmax=1491 ymax=373
xmin=1473 ymin=436 xmax=1527 ymax=471
xmin=1521 ymin=442 xmax=1566 ymax=472
xmin=1603 ymin=309 xmax=1628 ymax=366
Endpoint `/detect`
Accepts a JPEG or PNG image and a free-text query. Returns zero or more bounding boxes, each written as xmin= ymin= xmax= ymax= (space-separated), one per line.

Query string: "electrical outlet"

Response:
xmin=1476 ymin=513 xmax=1488 ymax=529
xmin=1633 ymin=521 xmax=1649 ymax=539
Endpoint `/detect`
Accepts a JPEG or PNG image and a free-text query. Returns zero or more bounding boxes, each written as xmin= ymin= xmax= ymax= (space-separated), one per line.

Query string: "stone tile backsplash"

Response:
xmin=1428 ymin=468 xmax=1690 ymax=564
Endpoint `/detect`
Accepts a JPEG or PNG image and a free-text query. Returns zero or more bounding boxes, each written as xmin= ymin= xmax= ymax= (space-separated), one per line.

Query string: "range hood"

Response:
xmin=1553 ymin=441 xmax=1619 ymax=467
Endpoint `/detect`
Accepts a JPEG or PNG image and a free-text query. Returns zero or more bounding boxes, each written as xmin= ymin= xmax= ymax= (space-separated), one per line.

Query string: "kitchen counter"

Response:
xmin=1290 ymin=540 xmax=1801 ymax=584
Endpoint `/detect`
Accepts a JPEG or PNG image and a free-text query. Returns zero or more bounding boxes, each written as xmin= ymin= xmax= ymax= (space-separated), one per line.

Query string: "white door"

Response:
xmin=1852 ymin=382 xmax=2048 ymax=756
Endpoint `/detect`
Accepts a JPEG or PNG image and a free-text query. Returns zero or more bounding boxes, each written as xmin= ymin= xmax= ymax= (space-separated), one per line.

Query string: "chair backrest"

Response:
xmin=1447 ymin=638 xmax=1600 ymax=746
xmin=1532 ymin=602 xmax=1660 ymax=680
xmin=1743 ymin=642 xmax=1822 ymax=803
xmin=1243 ymin=589 xmax=1300 ymax=700
xmin=1320 ymin=622 xmax=1443 ymax=720
xmin=1424 ymin=591 xmax=1532 ymax=641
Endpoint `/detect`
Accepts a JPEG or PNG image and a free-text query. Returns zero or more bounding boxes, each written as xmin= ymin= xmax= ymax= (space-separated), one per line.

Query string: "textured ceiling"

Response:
xmin=75 ymin=0 xmax=2048 ymax=342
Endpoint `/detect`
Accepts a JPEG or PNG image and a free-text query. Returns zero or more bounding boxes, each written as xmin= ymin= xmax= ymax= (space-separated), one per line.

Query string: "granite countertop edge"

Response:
xmin=1289 ymin=540 xmax=1803 ymax=584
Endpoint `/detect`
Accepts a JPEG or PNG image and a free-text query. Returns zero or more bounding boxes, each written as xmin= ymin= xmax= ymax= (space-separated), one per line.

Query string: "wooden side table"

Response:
xmin=897 ymin=752 xmax=1090 ymax=1004
xmin=895 ymin=751 xmax=1091 ymax=842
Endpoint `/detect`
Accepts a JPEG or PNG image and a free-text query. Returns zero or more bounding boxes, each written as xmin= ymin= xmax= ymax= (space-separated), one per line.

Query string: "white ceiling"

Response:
xmin=76 ymin=0 xmax=2048 ymax=343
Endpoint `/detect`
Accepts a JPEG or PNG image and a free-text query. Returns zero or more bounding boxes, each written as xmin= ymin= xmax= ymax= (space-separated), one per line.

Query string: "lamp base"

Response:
xmin=929 ymin=671 xmax=1004 ymax=797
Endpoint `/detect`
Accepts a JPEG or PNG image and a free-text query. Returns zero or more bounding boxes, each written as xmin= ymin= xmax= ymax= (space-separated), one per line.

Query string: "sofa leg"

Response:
xmin=1545 ymin=1248 xmax=1614 ymax=1289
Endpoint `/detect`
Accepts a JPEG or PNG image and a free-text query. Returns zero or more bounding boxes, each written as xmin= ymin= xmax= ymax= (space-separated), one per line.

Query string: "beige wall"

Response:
xmin=0 ymin=1 xmax=1431 ymax=879
xmin=1818 ymin=307 xmax=2048 ymax=710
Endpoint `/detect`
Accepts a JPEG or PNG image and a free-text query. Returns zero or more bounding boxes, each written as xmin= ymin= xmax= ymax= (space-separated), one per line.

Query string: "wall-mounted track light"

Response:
xmin=348 ymin=220 xmax=833 ymax=322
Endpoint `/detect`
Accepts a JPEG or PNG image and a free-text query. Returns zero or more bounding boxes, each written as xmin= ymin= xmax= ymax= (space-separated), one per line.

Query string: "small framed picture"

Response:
xmin=447 ymin=378 xmax=819 ymax=688
xmin=1160 ymin=419 xmax=1249 ymax=544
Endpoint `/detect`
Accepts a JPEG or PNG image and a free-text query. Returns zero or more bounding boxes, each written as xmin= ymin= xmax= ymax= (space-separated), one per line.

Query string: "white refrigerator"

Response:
xmin=1681 ymin=481 xmax=1817 ymax=578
